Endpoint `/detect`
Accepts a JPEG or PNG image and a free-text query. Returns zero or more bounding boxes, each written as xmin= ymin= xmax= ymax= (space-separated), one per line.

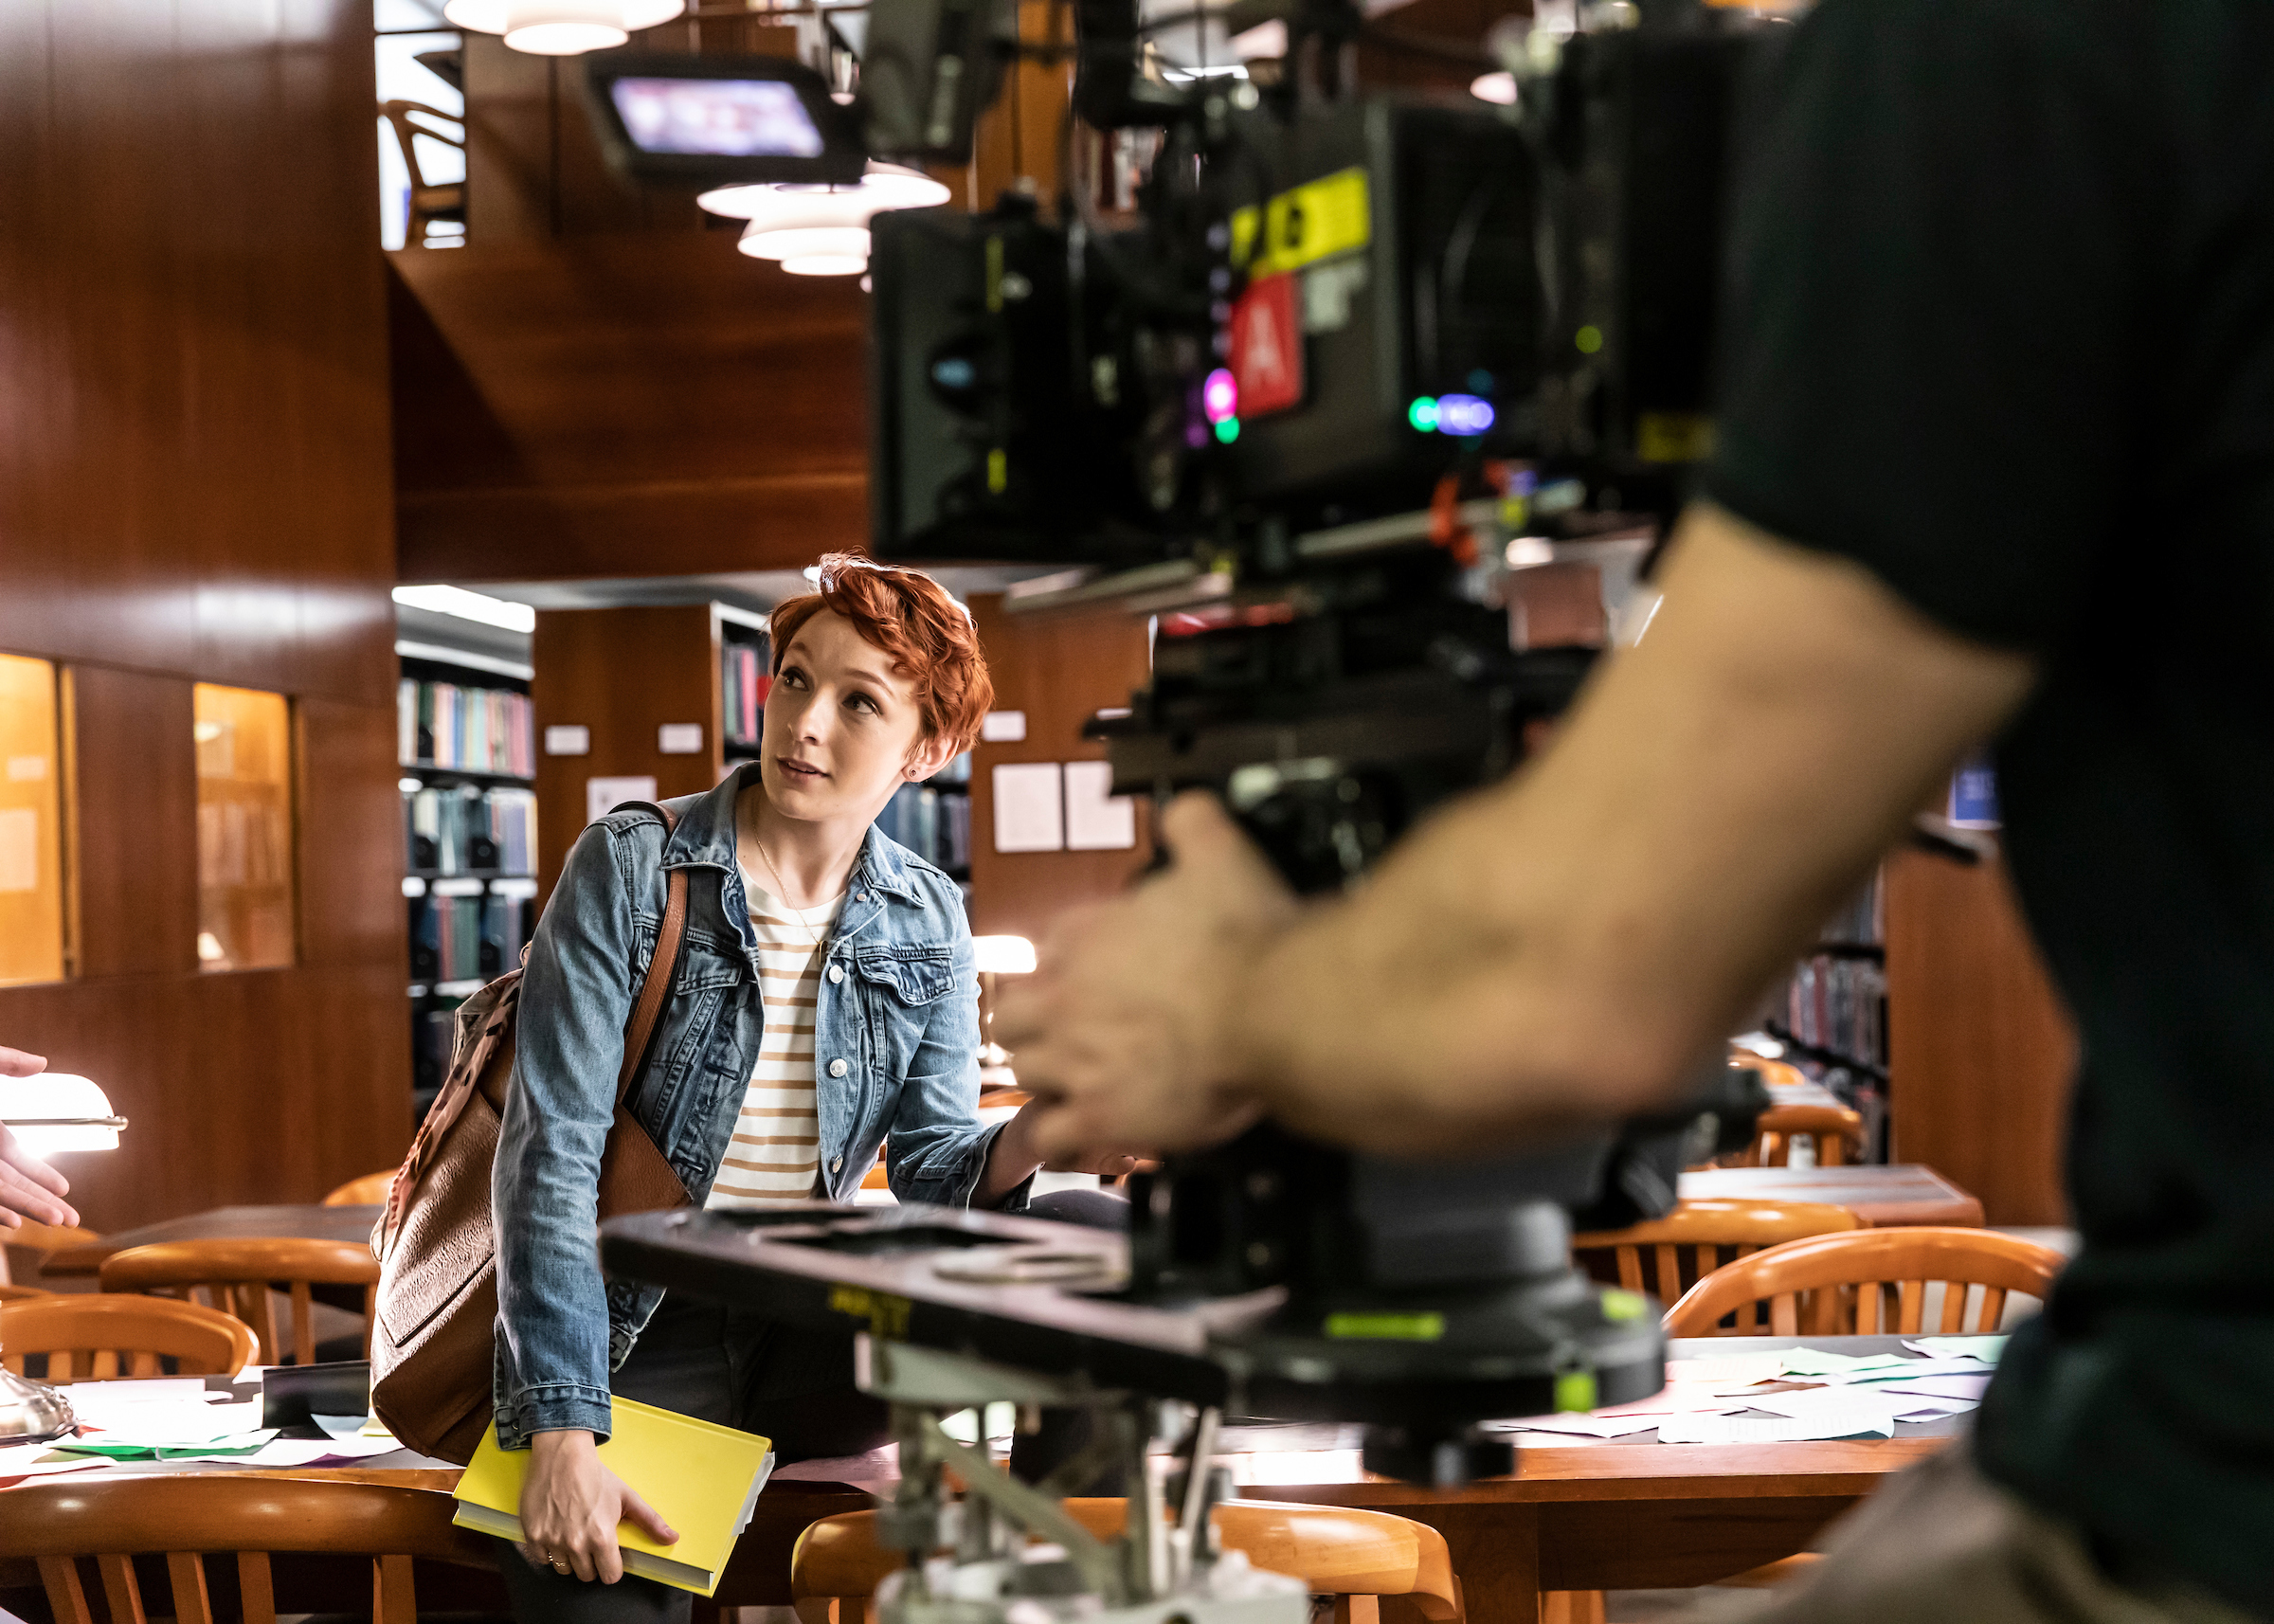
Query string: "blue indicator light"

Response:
xmin=1435 ymin=393 xmax=1496 ymax=436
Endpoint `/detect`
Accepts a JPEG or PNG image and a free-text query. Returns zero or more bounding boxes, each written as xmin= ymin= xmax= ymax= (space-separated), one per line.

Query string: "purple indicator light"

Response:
xmin=1435 ymin=393 xmax=1495 ymax=436
xmin=1202 ymin=368 xmax=1238 ymax=424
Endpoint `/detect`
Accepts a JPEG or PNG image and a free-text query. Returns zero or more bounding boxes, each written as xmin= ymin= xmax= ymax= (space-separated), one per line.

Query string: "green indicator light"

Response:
xmin=1214 ymin=417 xmax=1240 ymax=444
xmin=1554 ymin=1370 xmax=1599 ymax=1414
xmin=1407 ymin=396 xmax=1440 ymax=431
xmin=1575 ymin=325 xmax=1604 ymax=355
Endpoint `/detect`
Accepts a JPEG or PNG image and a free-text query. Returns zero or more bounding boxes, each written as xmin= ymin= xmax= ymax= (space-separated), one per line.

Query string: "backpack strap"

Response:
xmin=612 ymin=800 xmax=690 ymax=1108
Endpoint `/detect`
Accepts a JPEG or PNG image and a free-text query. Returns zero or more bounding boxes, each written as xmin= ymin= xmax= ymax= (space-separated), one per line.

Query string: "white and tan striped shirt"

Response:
xmin=704 ymin=878 xmax=846 ymax=1209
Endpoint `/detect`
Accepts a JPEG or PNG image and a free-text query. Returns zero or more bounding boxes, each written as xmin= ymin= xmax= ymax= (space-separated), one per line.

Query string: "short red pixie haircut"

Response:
xmin=769 ymin=554 xmax=994 ymax=753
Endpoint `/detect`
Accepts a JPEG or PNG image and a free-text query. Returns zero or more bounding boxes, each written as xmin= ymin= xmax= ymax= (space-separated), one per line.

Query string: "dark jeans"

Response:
xmin=497 ymin=1190 xmax=1128 ymax=1622
xmin=496 ymin=1295 xmax=891 ymax=1623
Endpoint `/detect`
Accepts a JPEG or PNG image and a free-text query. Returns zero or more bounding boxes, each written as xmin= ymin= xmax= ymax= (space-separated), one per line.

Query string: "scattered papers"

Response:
xmin=1494 ymin=1413 xmax=1669 ymax=1439
xmin=1905 ymin=1336 xmax=2007 ymax=1363
xmin=1774 ymin=1348 xmax=1913 ymax=1378
xmin=1666 ymin=1353 xmax=1783 ymax=1387
xmin=1828 ymin=1358 xmax=1994 ymax=1385
xmin=313 ymin=1413 xmax=371 ymax=1440
xmin=1655 ymin=1411 xmax=1894 ymax=1444
xmin=1875 ymin=1373 xmax=1992 ymax=1403
xmin=63 ymin=1397 xmax=264 ymax=1447
xmin=1742 ymin=1386 xmax=1900 ymax=1431
xmin=57 ymin=1379 xmax=212 ymax=1403
xmin=1890 ymin=1399 xmax=1979 ymax=1422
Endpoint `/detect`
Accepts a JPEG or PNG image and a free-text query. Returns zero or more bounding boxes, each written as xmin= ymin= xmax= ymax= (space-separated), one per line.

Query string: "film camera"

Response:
xmin=602 ymin=5 xmax=1782 ymax=1623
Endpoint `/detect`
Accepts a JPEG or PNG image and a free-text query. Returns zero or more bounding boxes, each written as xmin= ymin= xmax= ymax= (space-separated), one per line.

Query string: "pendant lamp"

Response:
xmin=443 ymin=0 xmax=688 ymax=56
xmin=701 ymin=164 xmax=951 ymax=277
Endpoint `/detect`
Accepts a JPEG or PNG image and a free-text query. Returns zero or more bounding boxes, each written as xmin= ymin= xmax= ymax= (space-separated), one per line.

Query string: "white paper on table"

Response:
xmin=71 ymin=1398 xmax=264 ymax=1445
xmin=1742 ymin=1386 xmax=1900 ymax=1430
xmin=0 ymin=1454 xmax=112 ymax=1481
xmin=1904 ymin=1336 xmax=2007 ymax=1362
xmin=52 ymin=1379 xmax=215 ymax=1405
xmin=313 ymin=1413 xmax=371 ymax=1440
xmin=1592 ymin=1383 xmax=1743 ymax=1417
xmin=1891 ymin=1399 xmax=1980 ymax=1422
xmin=1655 ymin=1411 xmax=1895 ymax=1444
xmin=1493 ymin=1413 xmax=1668 ymax=1439
xmin=1062 ymin=761 xmax=1137 ymax=851
xmin=158 ymin=1435 xmax=401 ymax=1468
xmin=991 ymin=763 xmax=1065 ymax=853
xmin=1826 ymin=1358 xmax=1994 ymax=1385
xmin=1875 ymin=1373 xmax=1992 ymax=1402
xmin=1666 ymin=1353 xmax=1784 ymax=1387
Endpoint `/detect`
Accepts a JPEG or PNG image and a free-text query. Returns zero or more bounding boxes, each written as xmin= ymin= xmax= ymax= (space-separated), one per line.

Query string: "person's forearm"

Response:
xmin=1221 ymin=506 xmax=2035 ymax=1154
xmin=973 ymin=1113 xmax=1040 ymax=1207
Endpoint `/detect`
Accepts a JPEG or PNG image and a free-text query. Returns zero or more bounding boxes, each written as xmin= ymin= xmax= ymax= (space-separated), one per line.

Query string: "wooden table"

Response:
xmin=1678 ymin=1165 xmax=1983 ymax=1227
xmin=38 ymin=1203 xmax=383 ymax=1277
xmin=3 ymin=1337 xmax=1959 ymax=1621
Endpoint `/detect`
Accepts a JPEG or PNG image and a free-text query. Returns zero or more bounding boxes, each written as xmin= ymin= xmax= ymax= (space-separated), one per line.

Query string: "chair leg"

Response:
xmin=168 ymin=1551 xmax=216 ymax=1624
xmin=38 ymin=1556 xmax=95 ymax=1624
xmin=1333 ymin=1597 xmax=1382 ymax=1624
xmin=97 ymin=1554 xmax=148 ymax=1624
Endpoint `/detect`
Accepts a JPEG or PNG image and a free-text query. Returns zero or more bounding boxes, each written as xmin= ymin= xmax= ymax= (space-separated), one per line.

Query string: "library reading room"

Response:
xmin=2 ymin=3 xmax=2267 ymax=1623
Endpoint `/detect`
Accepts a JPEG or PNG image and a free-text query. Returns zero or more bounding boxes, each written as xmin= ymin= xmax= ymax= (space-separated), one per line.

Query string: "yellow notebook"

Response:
xmin=451 ymin=1398 xmax=775 ymax=1597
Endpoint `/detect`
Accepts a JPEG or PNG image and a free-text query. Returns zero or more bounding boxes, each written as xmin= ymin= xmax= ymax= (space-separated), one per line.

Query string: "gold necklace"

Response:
xmin=751 ymin=833 xmax=827 ymax=949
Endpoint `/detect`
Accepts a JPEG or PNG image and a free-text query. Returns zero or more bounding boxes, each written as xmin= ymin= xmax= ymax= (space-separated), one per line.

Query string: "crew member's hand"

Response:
xmin=998 ymin=794 xmax=1298 ymax=1161
xmin=0 ymin=1046 xmax=77 ymax=1231
xmin=518 ymin=1428 xmax=677 ymax=1584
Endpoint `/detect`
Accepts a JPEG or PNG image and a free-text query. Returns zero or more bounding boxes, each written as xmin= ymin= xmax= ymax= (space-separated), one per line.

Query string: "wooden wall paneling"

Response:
xmin=389 ymin=236 xmax=870 ymax=583
xmin=66 ymin=667 xmax=198 ymax=981
xmin=298 ymin=698 xmax=412 ymax=972
xmin=965 ymin=595 xmax=1154 ymax=946
xmin=532 ymin=604 xmax=724 ymax=905
xmin=1884 ymin=845 xmax=2078 ymax=1227
xmin=0 ymin=0 xmax=406 ymax=1228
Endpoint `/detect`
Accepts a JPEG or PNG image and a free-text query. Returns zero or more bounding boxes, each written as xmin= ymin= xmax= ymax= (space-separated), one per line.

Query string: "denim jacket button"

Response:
xmin=827 ymin=964 xmax=844 ymax=984
xmin=828 ymin=1058 xmax=849 ymax=1077
xmin=831 ymin=1155 xmax=844 ymax=1172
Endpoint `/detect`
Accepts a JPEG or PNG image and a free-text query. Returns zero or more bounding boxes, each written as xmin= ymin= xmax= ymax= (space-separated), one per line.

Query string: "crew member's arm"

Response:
xmin=1002 ymin=501 xmax=2036 ymax=1159
xmin=0 ymin=1045 xmax=78 ymax=1229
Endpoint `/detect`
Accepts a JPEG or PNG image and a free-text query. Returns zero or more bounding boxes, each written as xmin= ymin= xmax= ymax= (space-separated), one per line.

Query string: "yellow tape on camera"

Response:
xmin=1232 ymin=168 xmax=1371 ymax=278
xmin=829 ymin=1284 xmax=912 ymax=1340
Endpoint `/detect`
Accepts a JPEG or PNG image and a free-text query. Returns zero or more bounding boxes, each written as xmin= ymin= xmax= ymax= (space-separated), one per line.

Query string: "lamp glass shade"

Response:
xmin=0 ymin=1073 xmax=121 ymax=1153
xmin=781 ymin=254 xmax=871 ymax=277
xmin=443 ymin=0 xmax=685 ymax=44
xmin=698 ymin=163 xmax=950 ymax=224
xmin=738 ymin=225 xmax=873 ymax=263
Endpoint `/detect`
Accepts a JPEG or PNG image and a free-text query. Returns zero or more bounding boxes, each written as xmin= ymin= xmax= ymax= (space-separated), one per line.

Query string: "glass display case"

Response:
xmin=192 ymin=683 xmax=296 ymax=972
xmin=0 ymin=653 xmax=64 ymax=986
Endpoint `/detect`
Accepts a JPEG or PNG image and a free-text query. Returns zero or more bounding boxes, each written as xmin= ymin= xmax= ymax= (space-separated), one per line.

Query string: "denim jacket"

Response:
xmin=491 ymin=764 xmax=1023 ymax=1447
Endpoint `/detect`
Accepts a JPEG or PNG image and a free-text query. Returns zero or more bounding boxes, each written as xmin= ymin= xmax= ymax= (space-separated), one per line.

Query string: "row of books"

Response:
xmin=398 ymin=678 xmax=536 ymax=777
xmin=875 ymin=782 xmax=971 ymax=875
xmin=195 ymin=799 xmax=290 ymax=890
xmin=409 ymin=892 xmax=534 ymax=986
xmin=720 ymin=638 xmax=773 ymax=747
xmin=1784 ymin=953 xmax=1887 ymax=1073
xmin=405 ymin=785 xmax=537 ymax=875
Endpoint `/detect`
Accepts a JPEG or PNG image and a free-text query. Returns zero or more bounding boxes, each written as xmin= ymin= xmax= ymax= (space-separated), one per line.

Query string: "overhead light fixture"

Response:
xmin=701 ymin=163 xmax=951 ymax=278
xmin=393 ymin=584 xmax=538 ymax=635
xmin=443 ymin=0 xmax=687 ymax=56
xmin=1470 ymin=71 xmax=1519 ymax=104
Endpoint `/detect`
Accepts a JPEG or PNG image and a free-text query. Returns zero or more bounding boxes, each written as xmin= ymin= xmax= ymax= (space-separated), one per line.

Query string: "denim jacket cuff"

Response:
xmin=497 ymin=1383 xmax=615 ymax=1451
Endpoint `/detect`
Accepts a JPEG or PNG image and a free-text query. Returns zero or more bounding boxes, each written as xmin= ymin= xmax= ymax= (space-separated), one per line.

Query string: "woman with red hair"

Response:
xmin=488 ymin=555 xmax=1129 ymax=1622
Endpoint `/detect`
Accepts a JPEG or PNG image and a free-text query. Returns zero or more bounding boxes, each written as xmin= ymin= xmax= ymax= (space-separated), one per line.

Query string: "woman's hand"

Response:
xmin=517 ymin=1429 xmax=677 ymax=1583
xmin=0 ymin=1046 xmax=78 ymax=1230
xmin=974 ymin=1099 xmax=1143 ymax=1205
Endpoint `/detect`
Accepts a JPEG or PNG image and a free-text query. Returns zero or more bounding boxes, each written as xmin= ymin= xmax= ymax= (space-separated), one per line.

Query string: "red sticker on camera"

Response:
xmin=1230 ymin=274 xmax=1304 ymax=419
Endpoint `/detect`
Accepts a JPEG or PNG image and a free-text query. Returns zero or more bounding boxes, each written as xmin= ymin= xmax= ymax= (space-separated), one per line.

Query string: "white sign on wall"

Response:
xmin=991 ymin=763 xmax=1064 ymax=853
xmin=545 ymin=725 xmax=591 ymax=756
xmin=587 ymin=775 xmax=659 ymax=825
xmin=1063 ymin=761 xmax=1137 ymax=851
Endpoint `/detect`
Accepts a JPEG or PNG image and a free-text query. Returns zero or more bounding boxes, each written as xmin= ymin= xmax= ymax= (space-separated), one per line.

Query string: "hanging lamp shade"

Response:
xmin=709 ymin=164 xmax=951 ymax=277
xmin=444 ymin=0 xmax=688 ymax=55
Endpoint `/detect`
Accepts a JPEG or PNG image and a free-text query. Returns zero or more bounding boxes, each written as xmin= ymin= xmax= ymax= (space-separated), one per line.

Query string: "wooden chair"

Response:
xmin=1664 ymin=1226 xmax=2066 ymax=1337
xmin=1742 ymin=1102 xmax=1867 ymax=1167
xmin=0 ymin=1281 xmax=51 ymax=1302
xmin=1571 ymin=1199 xmax=1865 ymax=1334
xmin=0 ymin=1292 xmax=256 ymax=1379
xmin=321 ymin=1169 xmax=396 ymax=1206
xmin=99 ymin=1236 xmax=381 ymax=1366
xmin=793 ymin=1499 xmax=1465 ymax=1624
xmin=0 ymin=1475 xmax=489 ymax=1624
xmin=378 ymin=99 xmax=465 ymax=248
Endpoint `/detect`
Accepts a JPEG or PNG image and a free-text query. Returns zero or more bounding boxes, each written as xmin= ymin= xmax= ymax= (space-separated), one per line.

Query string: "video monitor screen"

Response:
xmin=608 ymin=77 xmax=825 ymax=158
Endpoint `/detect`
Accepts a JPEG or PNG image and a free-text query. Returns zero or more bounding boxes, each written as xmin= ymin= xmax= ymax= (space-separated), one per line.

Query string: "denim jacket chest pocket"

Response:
xmin=626 ymin=929 xmax=751 ymax=1179
xmin=852 ymin=944 xmax=956 ymax=1102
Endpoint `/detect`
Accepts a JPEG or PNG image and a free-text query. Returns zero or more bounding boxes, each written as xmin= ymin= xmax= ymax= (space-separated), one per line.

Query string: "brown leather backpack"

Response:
xmin=370 ymin=802 xmax=693 ymax=1465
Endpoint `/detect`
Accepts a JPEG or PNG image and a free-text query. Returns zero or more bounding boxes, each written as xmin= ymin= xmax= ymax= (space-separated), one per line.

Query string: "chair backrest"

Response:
xmin=377 ymin=99 xmax=463 ymax=194
xmin=1743 ymin=1102 xmax=1867 ymax=1167
xmin=0 ymin=1282 xmax=52 ymax=1302
xmin=0 ymin=1292 xmax=256 ymax=1379
xmin=1571 ymin=1199 xmax=1864 ymax=1333
xmin=100 ymin=1236 xmax=381 ymax=1366
xmin=0 ymin=1475 xmax=484 ymax=1624
xmin=1663 ymin=1226 xmax=2066 ymax=1337
xmin=323 ymin=1170 xmax=397 ymax=1207
xmin=792 ymin=1499 xmax=1463 ymax=1624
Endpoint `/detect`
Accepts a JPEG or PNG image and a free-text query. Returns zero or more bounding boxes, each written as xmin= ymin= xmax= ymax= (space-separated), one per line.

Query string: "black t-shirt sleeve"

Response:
xmin=1704 ymin=0 xmax=2150 ymax=650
